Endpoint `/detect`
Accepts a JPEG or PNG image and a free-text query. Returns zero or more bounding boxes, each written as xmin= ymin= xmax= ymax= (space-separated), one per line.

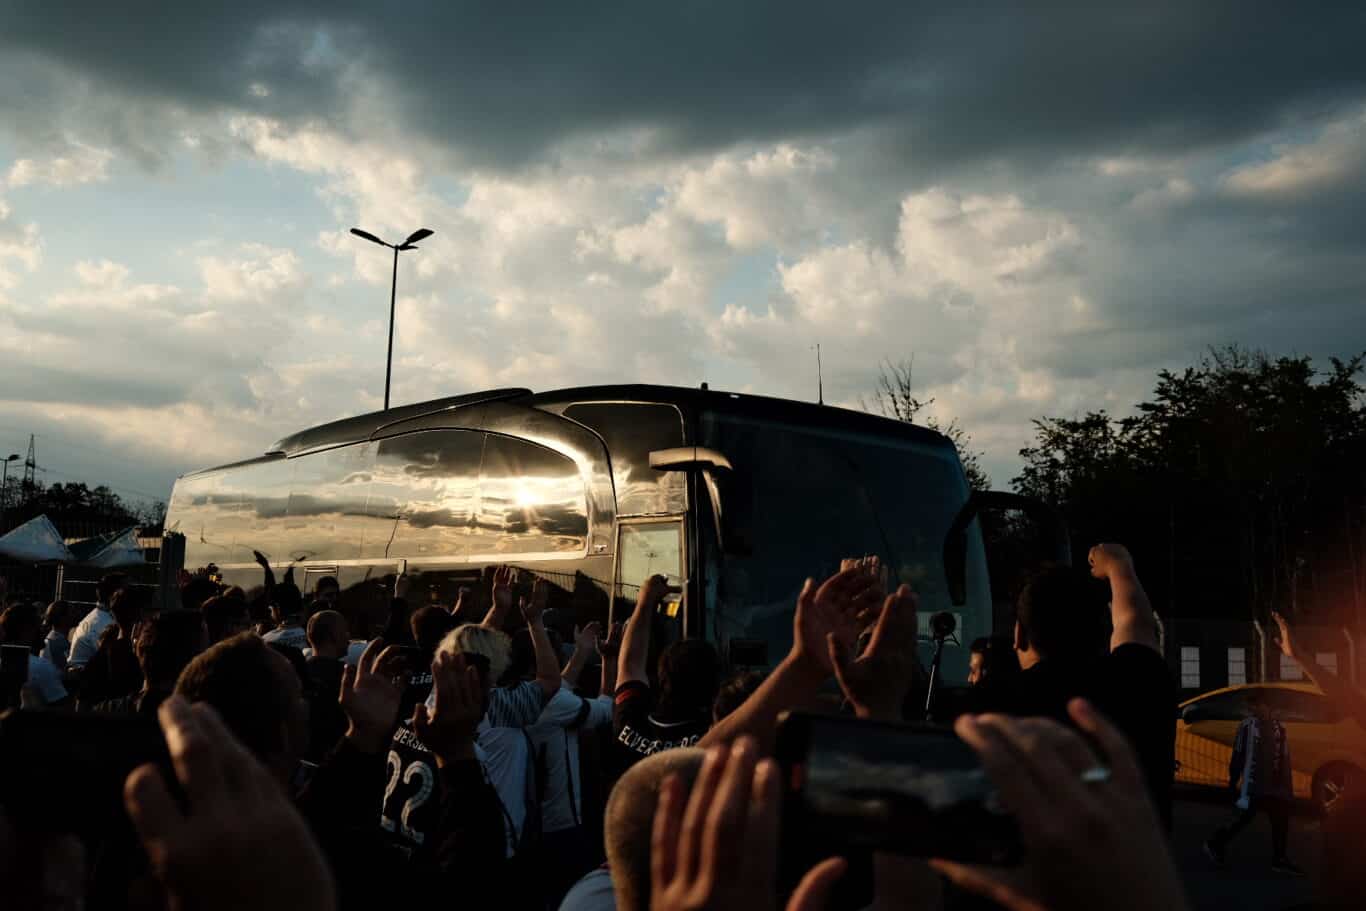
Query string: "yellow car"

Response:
xmin=1176 ymin=682 xmax=1366 ymax=811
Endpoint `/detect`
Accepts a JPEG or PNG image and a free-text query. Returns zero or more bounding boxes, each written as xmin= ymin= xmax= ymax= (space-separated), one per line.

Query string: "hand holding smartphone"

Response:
xmin=775 ymin=712 xmax=1021 ymax=865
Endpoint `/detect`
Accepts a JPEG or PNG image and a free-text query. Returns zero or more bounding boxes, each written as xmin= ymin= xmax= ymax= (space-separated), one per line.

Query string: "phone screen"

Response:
xmin=777 ymin=712 xmax=1020 ymax=864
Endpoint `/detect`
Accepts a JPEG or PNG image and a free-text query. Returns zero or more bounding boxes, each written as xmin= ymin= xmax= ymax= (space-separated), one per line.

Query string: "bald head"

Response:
xmin=605 ymin=748 xmax=706 ymax=911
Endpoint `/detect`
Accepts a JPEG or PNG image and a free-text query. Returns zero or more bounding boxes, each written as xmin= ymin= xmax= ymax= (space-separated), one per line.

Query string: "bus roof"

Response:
xmin=191 ymin=383 xmax=950 ymax=474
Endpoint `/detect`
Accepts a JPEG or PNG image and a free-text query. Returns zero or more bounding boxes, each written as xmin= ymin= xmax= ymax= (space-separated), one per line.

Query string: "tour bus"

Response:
xmin=165 ymin=385 xmax=1058 ymax=684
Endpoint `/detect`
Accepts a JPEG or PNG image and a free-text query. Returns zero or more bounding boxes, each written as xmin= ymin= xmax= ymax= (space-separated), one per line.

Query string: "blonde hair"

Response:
xmin=437 ymin=623 xmax=512 ymax=683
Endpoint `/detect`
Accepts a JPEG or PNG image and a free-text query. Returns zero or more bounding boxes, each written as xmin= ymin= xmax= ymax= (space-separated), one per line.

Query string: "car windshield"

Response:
xmin=699 ymin=411 xmax=990 ymax=682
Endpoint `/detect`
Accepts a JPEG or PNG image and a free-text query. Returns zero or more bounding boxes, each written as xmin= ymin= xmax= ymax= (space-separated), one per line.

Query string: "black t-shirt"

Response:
xmin=380 ymin=671 xmax=438 ymax=856
xmin=611 ymin=680 xmax=710 ymax=774
xmin=979 ymin=643 xmax=1177 ymax=828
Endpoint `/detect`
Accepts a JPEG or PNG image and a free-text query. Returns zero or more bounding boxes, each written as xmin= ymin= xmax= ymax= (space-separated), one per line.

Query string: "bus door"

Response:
xmin=612 ymin=517 xmax=687 ymax=648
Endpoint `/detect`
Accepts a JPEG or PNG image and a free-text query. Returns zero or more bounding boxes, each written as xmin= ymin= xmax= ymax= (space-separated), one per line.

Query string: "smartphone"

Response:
xmin=775 ymin=712 xmax=1020 ymax=864
xmin=1 ymin=644 xmax=29 ymax=710
xmin=0 ymin=709 xmax=174 ymax=832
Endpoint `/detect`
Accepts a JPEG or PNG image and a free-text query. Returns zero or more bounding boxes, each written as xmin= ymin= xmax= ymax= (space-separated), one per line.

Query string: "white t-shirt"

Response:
xmin=23 ymin=654 xmax=68 ymax=706
xmin=262 ymin=625 xmax=309 ymax=650
xmin=67 ymin=605 xmax=114 ymax=668
xmin=42 ymin=631 xmax=70 ymax=672
xmin=465 ymin=680 xmax=549 ymax=858
xmin=529 ymin=689 xmax=613 ymax=833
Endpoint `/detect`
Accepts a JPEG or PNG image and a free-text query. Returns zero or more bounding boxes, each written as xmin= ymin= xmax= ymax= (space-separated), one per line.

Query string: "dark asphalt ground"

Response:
xmin=1172 ymin=795 xmax=1318 ymax=910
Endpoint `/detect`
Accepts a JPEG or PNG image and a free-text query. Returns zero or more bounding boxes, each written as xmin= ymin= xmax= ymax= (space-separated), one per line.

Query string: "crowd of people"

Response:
xmin=0 ymin=541 xmax=1362 ymax=911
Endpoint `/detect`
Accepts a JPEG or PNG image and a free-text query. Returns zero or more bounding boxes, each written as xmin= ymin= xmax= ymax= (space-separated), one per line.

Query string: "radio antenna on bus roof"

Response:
xmin=812 ymin=343 xmax=824 ymax=405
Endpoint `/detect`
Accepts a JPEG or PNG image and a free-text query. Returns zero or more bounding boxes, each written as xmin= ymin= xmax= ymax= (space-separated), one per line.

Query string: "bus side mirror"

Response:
xmin=650 ymin=448 xmax=749 ymax=555
xmin=943 ymin=491 xmax=1071 ymax=607
xmin=648 ymin=447 xmax=734 ymax=473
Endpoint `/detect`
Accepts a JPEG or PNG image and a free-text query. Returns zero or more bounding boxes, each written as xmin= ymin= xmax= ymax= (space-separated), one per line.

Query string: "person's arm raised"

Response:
xmin=617 ymin=575 xmax=671 ymax=689
xmin=1273 ymin=611 xmax=1366 ymax=731
xmin=480 ymin=566 xmax=517 ymax=631
xmin=598 ymin=621 xmax=622 ymax=696
xmin=1089 ymin=543 xmax=1159 ymax=653
xmin=700 ymin=566 xmax=879 ymax=752
xmin=561 ymin=622 xmax=601 ymax=688
xmin=521 ymin=579 xmax=562 ymax=700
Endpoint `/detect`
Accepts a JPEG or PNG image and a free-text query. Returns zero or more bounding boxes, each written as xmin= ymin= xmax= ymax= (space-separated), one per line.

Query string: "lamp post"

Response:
xmin=349 ymin=226 xmax=434 ymax=410
xmin=1 ymin=453 xmax=19 ymax=525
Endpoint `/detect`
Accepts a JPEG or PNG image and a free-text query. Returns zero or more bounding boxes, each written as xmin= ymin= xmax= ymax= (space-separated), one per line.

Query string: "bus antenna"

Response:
xmin=813 ymin=343 xmax=824 ymax=405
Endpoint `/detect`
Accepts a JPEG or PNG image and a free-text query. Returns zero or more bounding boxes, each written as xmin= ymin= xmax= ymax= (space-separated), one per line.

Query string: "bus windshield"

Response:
xmin=699 ymin=411 xmax=990 ymax=683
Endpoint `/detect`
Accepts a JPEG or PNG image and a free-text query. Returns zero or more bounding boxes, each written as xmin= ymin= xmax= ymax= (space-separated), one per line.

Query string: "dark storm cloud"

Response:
xmin=4 ymin=2 xmax=1364 ymax=168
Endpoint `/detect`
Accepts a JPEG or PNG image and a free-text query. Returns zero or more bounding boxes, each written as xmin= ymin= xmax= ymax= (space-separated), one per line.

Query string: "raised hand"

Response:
xmin=828 ymin=584 xmax=919 ymax=720
xmin=1271 ymin=611 xmax=1301 ymax=660
xmin=339 ymin=638 xmax=405 ymax=753
xmin=124 ymin=697 xmax=335 ymax=911
xmin=793 ymin=567 xmax=880 ymax=675
xmin=1087 ymin=543 xmax=1134 ymax=581
xmin=521 ymin=577 xmax=551 ymax=626
xmin=494 ymin=565 xmax=517 ymax=608
xmin=574 ymin=621 xmax=602 ymax=652
xmin=412 ymin=652 xmax=484 ymax=765
xmin=451 ymin=586 xmax=471 ymax=617
xmin=933 ymin=700 xmax=1190 ymax=911
xmin=650 ymin=738 xmax=846 ymax=911
xmin=598 ymin=622 xmax=623 ymax=659
xmin=637 ymin=574 xmax=673 ymax=612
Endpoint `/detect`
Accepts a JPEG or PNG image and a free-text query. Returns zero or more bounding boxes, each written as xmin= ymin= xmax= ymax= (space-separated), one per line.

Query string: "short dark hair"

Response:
xmin=314 ymin=576 xmax=339 ymax=595
xmin=97 ymin=573 xmax=129 ymax=605
xmin=969 ymin=635 xmax=1020 ymax=683
xmin=273 ymin=582 xmax=303 ymax=619
xmin=44 ymin=600 xmax=76 ymax=630
xmin=110 ymin=587 xmax=145 ymax=634
xmin=411 ymin=606 xmax=454 ymax=659
xmin=176 ymin=633 xmax=297 ymax=759
xmin=307 ymin=609 xmax=349 ymax=652
xmin=1015 ymin=565 xmax=1108 ymax=659
xmin=201 ymin=596 xmax=250 ymax=644
xmin=657 ymin=639 xmax=720 ymax=718
xmin=137 ymin=610 xmax=206 ymax=688
xmin=181 ymin=576 xmax=220 ymax=612
xmin=713 ymin=670 xmax=766 ymax=721
xmin=0 ymin=602 xmax=40 ymax=645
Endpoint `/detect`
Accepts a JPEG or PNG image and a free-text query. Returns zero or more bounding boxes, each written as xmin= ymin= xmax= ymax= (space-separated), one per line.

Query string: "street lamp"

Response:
xmin=349 ymin=226 xmax=434 ymax=410
xmin=1 ymin=453 xmax=19 ymax=523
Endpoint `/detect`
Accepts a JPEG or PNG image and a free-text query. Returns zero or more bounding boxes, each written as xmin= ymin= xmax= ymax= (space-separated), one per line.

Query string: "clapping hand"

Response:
xmin=574 ymin=621 xmax=602 ymax=652
xmin=650 ymin=737 xmax=846 ymax=911
xmin=793 ymin=566 xmax=882 ymax=675
xmin=521 ymin=577 xmax=551 ymax=626
xmin=412 ymin=652 xmax=484 ymax=766
xmin=124 ymin=697 xmax=335 ymax=911
xmin=829 ymin=584 xmax=919 ymax=720
xmin=340 ymin=638 xmax=406 ymax=753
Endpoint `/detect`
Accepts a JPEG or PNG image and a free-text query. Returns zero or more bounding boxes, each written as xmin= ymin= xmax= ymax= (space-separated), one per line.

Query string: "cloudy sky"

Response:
xmin=1 ymin=3 xmax=1364 ymax=507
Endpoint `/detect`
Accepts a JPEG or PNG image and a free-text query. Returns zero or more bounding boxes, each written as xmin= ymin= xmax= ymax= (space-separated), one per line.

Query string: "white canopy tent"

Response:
xmin=0 ymin=515 xmax=74 ymax=563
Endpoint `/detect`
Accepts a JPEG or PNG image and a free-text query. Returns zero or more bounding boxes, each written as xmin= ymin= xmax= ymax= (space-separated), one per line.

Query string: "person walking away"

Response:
xmin=1204 ymin=693 xmax=1305 ymax=876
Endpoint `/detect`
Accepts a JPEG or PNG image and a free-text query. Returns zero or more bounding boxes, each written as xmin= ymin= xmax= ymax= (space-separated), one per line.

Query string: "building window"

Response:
xmin=1180 ymin=646 xmax=1201 ymax=689
xmin=1316 ymin=652 xmax=1339 ymax=676
xmin=1280 ymin=653 xmax=1304 ymax=681
xmin=1227 ymin=647 xmax=1247 ymax=686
